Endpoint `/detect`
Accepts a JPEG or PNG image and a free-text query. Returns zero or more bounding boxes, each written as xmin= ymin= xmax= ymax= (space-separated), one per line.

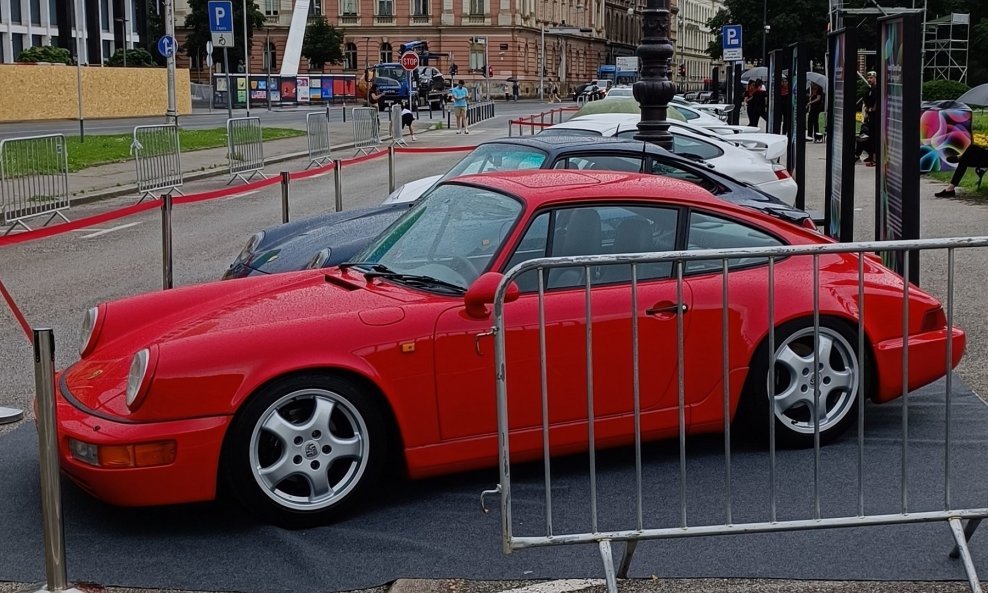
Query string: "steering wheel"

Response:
xmin=447 ymin=255 xmax=480 ymax=281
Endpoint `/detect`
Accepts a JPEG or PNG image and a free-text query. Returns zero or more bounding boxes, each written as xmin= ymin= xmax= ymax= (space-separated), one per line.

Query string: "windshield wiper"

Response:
xmin=338 ymin=261 xmax=393 ymax=272
xmin=363 ymin=271 xmax=467 ymax=294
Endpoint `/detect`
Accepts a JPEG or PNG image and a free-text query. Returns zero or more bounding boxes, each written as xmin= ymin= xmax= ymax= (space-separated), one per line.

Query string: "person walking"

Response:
xmin=806 ymin=82 xmax=825 ymax=142
xmin=744 ymin=80 xmax=767 ymax=129
xmin=512 ymin=79 xmax=520 ymax=101
xmin=855 ymin=71 xmax=878 ymax=166
xmin=451 ymin=79 xmax=470 ymax=134
xmin=401 ymin=102 xmax=418 ymax=141
xmin=934 ymin=143 xmax=988 ymax=197
xmin=779 ymin=74 xmax=791 ymax=135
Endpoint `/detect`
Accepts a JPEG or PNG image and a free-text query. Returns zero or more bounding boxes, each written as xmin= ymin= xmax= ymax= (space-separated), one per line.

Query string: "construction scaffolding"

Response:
xmin=924 ymin=13 xmax=970 ymax=84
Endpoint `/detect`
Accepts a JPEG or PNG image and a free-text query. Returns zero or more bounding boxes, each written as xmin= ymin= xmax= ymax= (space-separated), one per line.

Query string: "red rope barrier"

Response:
xmin=289 ymin=160 xmax=337 ymax=181
xmin=0 ymin=275 xmax=34 ymax=344
xmin=339 ymin=150 xmax=389 ymax=167
xmin=0 ymin=201 xmax=158 ymax=248
xmin=175 ymin=175 xmax=281 ymax=205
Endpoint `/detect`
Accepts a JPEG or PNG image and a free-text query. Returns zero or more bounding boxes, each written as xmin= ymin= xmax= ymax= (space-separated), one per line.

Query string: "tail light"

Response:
xmin=801 ymin=218 xmax=818 ymax=230
xmin=772 ymin=165 xmax=792 ymax=181
xmin=920 ymin=306 xmax=947 ymax=332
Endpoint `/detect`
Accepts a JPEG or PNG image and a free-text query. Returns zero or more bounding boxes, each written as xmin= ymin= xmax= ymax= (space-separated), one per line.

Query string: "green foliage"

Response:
xmin=923 ymin=79 xmax=970 ymax=101
xmin=705 ymin=0 xmax=829 ymax=65
xmin=143 ymin=0 xmax=167 ymax=66
xmin=16 ymin=45 xmax=72 ymax=64
xmin=705 ymin=9 xmax=731 ymax=61
xmin=107 ymin=47 xmax=157 ymax=67
xmin=301 ymin=17 xmax=345 ymax=71
xmin=184 ymin=0 xmax=265 ymax=71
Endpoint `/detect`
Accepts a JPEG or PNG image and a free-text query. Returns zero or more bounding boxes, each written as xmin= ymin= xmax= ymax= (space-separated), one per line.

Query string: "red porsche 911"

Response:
xmin=58 ymin=171 xmax=963 ymax=526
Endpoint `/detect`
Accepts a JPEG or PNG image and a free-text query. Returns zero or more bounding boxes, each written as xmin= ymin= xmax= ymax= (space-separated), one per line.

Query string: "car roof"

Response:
xmin=479 ymin=135 xmax=673 ymax=155
xmin=449 ymin=170 xmax=718 ymax=209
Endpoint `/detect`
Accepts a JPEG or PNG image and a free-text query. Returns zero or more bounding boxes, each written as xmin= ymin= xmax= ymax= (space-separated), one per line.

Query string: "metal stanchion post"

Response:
xmin=508 ymin=121 xmax=513 ymax=137
xmin=280 ymin=171 xmax=290 ymax=224
xmin=333 ymin=159 xmax=343 ymax=212
xmin=31 ymin=328 xmax=83 ymax=593
xmin=161 ymin=193 xmax=173 ymax=290
xmin=388 ymin=145 xmax=396 ymax=194
xmin=447 ymin=109 xmax=451 ymax=130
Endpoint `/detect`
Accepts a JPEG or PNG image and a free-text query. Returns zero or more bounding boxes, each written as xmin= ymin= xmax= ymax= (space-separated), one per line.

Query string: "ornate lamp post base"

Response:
xmin=633 ymin=0 xmax=677 ymax=150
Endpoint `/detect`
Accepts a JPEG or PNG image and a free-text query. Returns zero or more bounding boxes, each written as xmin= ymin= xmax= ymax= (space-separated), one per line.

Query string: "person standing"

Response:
xmin=855 ymin=70 xmax=878 ymax=166
xmin=806 ymin=82 xmax=825 ymax=142
xmin=401 ymin=102 xmax=418 ymax=141
xmin=512 ymin=79 xmax=520 ymax=101
xmin=451 ymin=79 xmax=470 ymax=134
xmin=745 ymin=79 xmax=767 ymax=129
xmin=779 ymin=74 xmax=791 ymax=135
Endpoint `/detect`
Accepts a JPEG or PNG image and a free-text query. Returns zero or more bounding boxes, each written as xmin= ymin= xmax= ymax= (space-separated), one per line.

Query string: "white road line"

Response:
xmin=80 ymin=221 xmax=143 ymax=238
xmin=498 ymin=579 xmax=605 ymax=593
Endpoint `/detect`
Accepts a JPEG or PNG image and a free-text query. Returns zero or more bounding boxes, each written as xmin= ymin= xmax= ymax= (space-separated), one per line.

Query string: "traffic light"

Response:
xmin=449 ymin=63 xmax=458 ymax=77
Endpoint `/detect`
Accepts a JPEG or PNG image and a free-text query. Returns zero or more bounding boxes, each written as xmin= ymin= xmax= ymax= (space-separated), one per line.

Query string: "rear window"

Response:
xmin=537 ymin=128 xmax=604 ymax=137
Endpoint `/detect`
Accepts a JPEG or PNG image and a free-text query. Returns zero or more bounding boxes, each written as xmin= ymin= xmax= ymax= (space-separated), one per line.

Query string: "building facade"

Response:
xmin=672 ymin=0 xmax=724 ymax=91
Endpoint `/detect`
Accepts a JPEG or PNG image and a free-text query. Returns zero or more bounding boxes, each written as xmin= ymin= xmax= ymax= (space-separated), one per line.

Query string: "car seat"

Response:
xmin=549 ymin=209 xmax=602 ymax=288
xmin=602 ymin=217 xmax=657 ymax=283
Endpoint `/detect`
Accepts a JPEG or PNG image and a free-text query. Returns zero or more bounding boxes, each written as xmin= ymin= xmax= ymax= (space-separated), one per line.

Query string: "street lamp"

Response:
xmin=762 ymin=0 xmax=769 ymax=66
xmin=114 ymin=16 xmax=129 ymax=67
xmin=632 ymin=0 xmax=675 ymax=149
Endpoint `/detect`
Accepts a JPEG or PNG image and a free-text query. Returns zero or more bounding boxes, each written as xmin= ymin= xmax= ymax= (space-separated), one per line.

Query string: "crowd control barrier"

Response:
xmin=508 ymin=107 xmax=578 ymax=136
xmin=352 ymin=107 xmax=382 ymax=156
xmin=226 ymin=117 xmax=268 ymax=184
xmin=391 ymin=104 xmax=408 ymax=148
xmin=131 ymin=124 xmax=185 ymax=202
xmin=0 ymin=134 xmax=70 ymax=235
xmin=305 ymin=112 xmax=333 ymax=169
xmin=488 ymin=237 xmax=988 ymax=593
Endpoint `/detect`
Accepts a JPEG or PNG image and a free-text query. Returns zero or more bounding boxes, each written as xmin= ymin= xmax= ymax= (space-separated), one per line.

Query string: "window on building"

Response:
xmin=265 ymin=0 xmax=279 ymax=16
xmin=102 ymin=40 xmax=111 ymax=62
xmin=377 ymin=0 xmax=393 ymax=15
xmin=469 ymin=46 xmax=484 ymax=70
xmin=32 ymin=34 xmax=42 ymax=47
xmin=0 ymin=35 xmax=4 ymax=62
xmin=30 ymin=0 xmax=42 ymax=25
xmin=12 ymin=34 xmax=24 ymax=58
xmin=469 ymin=0 xmax=484 ymax=15
xmin=49 ymin=0 xmax=57 ymax=24
xmin=344 ymin=43 xmax=357 ymax=69
xmin=263 ymin=42 xmax=277 ymax=71
xmin=10 ymin=0 xmax=22 ymax=23
xmin=341 ymin=0 xmax=357 ymax=14
xmin=379 ymin=42 xmax=392 ymax=62
xmin=412 ymin=0 xmax=428 ymax=16
xmin=308 ymin=0 xmax=322 ymax=16
xmin=100 ymin=0 xmax=110 ymax=30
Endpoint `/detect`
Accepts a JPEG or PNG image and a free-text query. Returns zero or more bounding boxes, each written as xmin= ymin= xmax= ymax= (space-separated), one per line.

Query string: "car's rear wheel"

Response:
xmin=740 ymin=319 xmax=861 ymax=448
xmin=223 ymin=374 xmax=387 ymax=527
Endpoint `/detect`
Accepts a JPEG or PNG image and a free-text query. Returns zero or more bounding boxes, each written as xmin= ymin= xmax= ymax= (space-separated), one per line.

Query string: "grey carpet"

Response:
xmin=1 ymin=377 xmax=987 ymax=593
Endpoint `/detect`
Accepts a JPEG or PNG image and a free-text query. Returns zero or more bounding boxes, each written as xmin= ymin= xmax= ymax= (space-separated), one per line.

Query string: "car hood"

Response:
xmin=65 ymin=270 xmax=429 ymax=414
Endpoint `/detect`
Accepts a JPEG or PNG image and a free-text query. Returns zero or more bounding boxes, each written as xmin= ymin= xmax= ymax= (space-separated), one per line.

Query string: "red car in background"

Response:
xmin=58 ymin=171 xmax=964 ymax=526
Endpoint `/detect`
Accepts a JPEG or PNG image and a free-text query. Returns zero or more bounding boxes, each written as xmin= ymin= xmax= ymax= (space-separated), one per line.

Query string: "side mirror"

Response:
xmin=464 ymin=272 xmax=519 ymax=319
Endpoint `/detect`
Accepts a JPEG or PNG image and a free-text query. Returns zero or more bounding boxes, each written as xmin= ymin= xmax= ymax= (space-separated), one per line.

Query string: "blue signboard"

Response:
xmin=207 ymin=0 xmax=235 ymax=47
xmin=157 ymin=35 xmax=176 ymax=58
xmin=722 ymin=25 xmax=743 ymax=62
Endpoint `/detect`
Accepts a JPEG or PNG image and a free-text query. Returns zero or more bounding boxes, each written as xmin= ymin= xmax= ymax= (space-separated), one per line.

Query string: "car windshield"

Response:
xmin=375 ymin=66 xmax=406 ymax=82
xmin=355 ymin=184 xmax=523 ymax=289
xmin=607 ymin=87 xmax=634 ymax=97
xmin=440 ymin=144 xmax=548 ymax=181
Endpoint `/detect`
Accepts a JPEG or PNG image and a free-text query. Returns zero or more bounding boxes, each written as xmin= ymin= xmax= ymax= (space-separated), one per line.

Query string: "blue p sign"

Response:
xmin=722 ymin=24 xmax=743 ymax=61
xmin=207 ymin=0 xmax=234 ymax=46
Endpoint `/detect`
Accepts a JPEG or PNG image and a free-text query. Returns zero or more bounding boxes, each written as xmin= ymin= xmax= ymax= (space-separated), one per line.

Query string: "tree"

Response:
xmin=107 ymin=47 xmax=157 ymax=67
xmin=143 ymin=0 xmax=167 ymax=66
xmin=184 ymin=0 xmax=265 ymax=72
xmin=16 ymin=45 xmax=72 ymax=64
xmin=704 ymin=0 xmax=829 ymax=65
xmin=301 ymin=17 xmax=344 ymax=71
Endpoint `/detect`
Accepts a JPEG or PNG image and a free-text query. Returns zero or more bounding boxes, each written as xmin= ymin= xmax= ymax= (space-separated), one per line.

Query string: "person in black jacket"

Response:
xmin=854 ymin=71 xmax=878 ymax=166
xmin=745 ymin=79 xmax=767 ymax=129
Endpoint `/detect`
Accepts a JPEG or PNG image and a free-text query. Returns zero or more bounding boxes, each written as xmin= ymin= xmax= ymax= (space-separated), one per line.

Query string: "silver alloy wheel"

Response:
xmin=770 ymin=326 xmax=859 ymax=435
xmin=248 ymin=388 xmax=368 ymax=512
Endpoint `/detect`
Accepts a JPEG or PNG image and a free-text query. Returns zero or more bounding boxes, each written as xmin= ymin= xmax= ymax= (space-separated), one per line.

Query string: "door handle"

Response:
xmin=475 ymin=329 xmax=495 ymax=356
xmin=646 ymin=302 xmax=688 ymax=316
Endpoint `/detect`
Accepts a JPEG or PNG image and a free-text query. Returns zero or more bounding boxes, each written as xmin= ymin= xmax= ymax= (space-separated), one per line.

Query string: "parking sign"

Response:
xmin=207 ymin=0 xmax=235 ymax=48
xmin=722 ymin=24 xmax=743 ymax=62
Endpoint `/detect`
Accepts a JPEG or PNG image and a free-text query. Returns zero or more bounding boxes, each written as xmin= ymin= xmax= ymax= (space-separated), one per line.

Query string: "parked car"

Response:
xmin=537 ymin=115 xmax=798 ymax=203
xmin=224 ymin=136 xmax=812 ymax=278
xmin=59 ymin=171 xmax=964 ymax=526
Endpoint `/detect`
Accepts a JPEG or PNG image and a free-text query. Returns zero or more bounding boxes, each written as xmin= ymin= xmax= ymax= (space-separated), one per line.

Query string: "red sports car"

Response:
xmin=58 ymin=171 xmax=963 ymax=526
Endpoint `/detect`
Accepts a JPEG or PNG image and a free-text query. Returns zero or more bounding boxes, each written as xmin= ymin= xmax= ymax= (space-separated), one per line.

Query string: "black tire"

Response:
xmin=222 ymin=373 xmax=388 ymax=527
xmin=736 ymin=318 xmax=862 ymax=448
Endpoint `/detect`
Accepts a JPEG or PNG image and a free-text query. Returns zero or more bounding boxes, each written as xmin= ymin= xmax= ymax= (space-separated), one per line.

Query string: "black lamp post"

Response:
xmin=632 ymin=0 xmax=676 ymax=150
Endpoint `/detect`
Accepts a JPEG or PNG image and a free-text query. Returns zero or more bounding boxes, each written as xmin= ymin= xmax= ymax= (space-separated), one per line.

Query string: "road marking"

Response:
xmin=498 ymin=579 xmax=605 ymax=593
xmin=80 ymin=221 xmax=143 ymax=238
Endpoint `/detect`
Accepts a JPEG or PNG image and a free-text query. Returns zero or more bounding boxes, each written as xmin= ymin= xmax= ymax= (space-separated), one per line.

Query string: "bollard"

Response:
xmin=334 ymin=159 xmax=343 ymax=213
xmin=342 ymin=101 xmax=347 ymax=123
xmin=508 ymin=121 xmax=513 ymax=137
xmin=540 ymin=112 xmax=545 ymax=129
xmin=161 ymin=193 xmax=173 ymax=290
xmin=32 ymin=328 xmax=82 ymax=593
xmin=280 ymin=171 xmax=290 ymax=224
xmin=388 ymin=145 xmax=396 ymax=194
xmin=447 ymin=109 xmax=451 ymax=130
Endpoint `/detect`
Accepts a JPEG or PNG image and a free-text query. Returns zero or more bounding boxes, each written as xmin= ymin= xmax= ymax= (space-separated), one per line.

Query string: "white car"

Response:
xmin=603 ymin=85 xmax=635 ymax=98
xmin=537 ymin=114 xmax=798 ymax=204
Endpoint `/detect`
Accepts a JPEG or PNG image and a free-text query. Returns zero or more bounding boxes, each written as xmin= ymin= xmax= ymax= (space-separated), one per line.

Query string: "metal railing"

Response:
xmin=226 ymin=116 xmax=268 ymax=184
xmin=131 ymin=124 xmax=185 ymax=202
xmin=352 ymin=107 xmax=382 ymax=156
xmin=391 ymin=104 xmax=408 ymax=148
xmin=468 ymin=101 xmax=495 ymax=126
xmin=488 ymin=236 xmax=988 ymax=593
xmin=0 ymin=134 xmax=70 ymax=235
xmin=305 ymin=112 xmax=333 ymax=169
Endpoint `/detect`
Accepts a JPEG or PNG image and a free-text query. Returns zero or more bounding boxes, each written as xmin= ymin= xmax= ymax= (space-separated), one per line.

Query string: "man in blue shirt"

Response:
xmin=450 ymin=80 xmax=470 ymax=134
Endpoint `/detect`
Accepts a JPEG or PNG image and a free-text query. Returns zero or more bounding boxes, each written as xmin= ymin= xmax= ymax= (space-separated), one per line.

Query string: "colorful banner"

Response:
xmin=825 ymin=29 xmax=857 ymax=242
xmin=280 ymin=78 xmax=297 ymax=102
xmin=298 ymin=76 xmax=311 ymax=103
xmin=876 ymin=12 xmax=921 ymax=284
xmin=920 ymin=107 xmax=973 ymax=173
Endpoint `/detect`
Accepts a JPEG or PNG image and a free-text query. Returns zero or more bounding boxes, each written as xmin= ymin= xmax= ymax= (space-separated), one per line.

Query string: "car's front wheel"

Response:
xmin=223 ymin=374 xmax=387 ymax=527
xmin=740 ymin=319 xmax=862 ymax=448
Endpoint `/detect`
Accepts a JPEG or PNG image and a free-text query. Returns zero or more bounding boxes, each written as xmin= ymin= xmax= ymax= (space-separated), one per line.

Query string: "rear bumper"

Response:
xmin=872 ymin=327 xmax=966 ymax=403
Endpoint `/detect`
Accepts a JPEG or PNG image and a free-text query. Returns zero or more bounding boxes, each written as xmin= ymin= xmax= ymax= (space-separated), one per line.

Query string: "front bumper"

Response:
xmin=54 ymin=381 xmax=231 ymax=507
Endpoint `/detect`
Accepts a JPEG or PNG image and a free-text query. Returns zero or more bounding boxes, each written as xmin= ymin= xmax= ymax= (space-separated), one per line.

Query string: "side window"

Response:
xmin=505 ymin=206 xmax=679 ymax=291
xmin=686 ymin=211 xmax=783 ymax=273
xmin=673 ymin=106 xmax=700 ymax=120
xmin=647 ymin=158 xmax=723 ymax=194
xmin=672 ymin=135 xmax=724 ymax=161
xmin=552 ymin=155 xmax=644 ymax=172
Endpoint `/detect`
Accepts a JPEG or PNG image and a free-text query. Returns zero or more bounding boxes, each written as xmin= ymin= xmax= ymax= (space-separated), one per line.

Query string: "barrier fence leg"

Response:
xmin=280 ymin=171 xmax=290 ymax=224
xmin=31 ymin=328 xmax=84 ymax=593
xmin=948 ymin=517 xmax=984 ymax=593
xmin=597 ymin=540 xmax=619 ymax=593
xmin=334 ymin=159 xmax=343 ymax=213
xmin=388 ymin=146 xmax=396 ymax=194
xmin=161 ymin=193 xmax=173 ymax=290
xmin=617 ymin=540 xmax=639 ymax=579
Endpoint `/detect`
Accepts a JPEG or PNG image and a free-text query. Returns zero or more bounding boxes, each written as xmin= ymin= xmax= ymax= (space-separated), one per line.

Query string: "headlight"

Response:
xmin=237 ymin=231 xmax=265 ymax=261
xmin=125 ymin=348 xmax=155 ymax=410
xmin=79 ymin=306 xmax=100 ymax=357
xmin=381 ymin=184 xmax=406 ymax=205
xmin=305 ymin=248 xmax=332 ymax=270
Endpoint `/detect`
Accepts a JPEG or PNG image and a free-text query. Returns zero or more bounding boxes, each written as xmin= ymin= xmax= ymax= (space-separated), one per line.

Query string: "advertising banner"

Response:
xmin=280 ymin=78 xmax=298 ymax=103
xmin=322 ymin=77 xmax=334 ymax=99
xmin=786 ymin=44 xmax=807 ymax=210
xmin=920 ymin=107 xmax=973 ymax=173
xmin=298 ymin=76 xmax=311 ymax=103
xmin=824 ymin=28 xmax=858 ymax=242
xmin=876 ymin=12 xmax=921 ymax=284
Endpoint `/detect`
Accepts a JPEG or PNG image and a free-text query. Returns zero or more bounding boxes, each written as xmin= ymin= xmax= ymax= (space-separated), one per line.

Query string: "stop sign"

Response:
xmin=400 ymin=51 xmax=419 ymax=71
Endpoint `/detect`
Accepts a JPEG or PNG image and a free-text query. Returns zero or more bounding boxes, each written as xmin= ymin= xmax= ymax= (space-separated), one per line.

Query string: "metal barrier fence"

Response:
xmin=468 ymin=101 xmax=496 ymax=126
xmin=0 ymin=134 xmax=70 ymax=235
xmin=305 ymin=112 xmax=333 ymax=169
xmin=391 ymin=104 xmax=408 ymax=148
xmin=131 ymin=124 xmax=185 ymax=202
xmin=489 ymin=237 xmax=988 ymax=593
xmin=226 ymin=117 xmax=268 ymax=184
xmin=508 ymin=107 xmax=578 ymax=136
xmin=352 ymin=107 xmax=382 ymax=156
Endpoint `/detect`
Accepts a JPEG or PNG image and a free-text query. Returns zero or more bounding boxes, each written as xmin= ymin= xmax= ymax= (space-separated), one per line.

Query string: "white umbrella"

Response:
xmin=957 ymin=83 xmax=988 ymax=107
xmin=740 ymin=67 xmax=767 ymax=84
xmin=806 ymin=71 xmax=827 ymax=89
